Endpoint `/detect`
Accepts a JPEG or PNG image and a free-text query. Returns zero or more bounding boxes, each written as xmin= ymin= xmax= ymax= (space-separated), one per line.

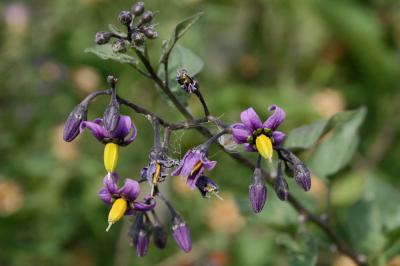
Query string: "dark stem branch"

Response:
xmin=194 ymin=90 xmax=210 ymax=117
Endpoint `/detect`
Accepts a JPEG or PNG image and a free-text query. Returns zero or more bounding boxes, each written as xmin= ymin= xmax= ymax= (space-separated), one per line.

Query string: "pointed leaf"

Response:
xmin=84 ymin=44 xmax=137 ymax=65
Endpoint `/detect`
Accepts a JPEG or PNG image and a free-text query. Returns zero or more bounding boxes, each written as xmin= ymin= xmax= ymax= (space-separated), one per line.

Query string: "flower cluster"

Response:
xmin=95 ymin=2 xmax=158 ymax=52
xmin=63 ymin=1 xmax=312 ymax=258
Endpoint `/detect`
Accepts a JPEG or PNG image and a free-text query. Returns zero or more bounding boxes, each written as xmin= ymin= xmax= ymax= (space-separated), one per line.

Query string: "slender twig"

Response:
xmin=194 ymin=90 xmax=210 ymax=117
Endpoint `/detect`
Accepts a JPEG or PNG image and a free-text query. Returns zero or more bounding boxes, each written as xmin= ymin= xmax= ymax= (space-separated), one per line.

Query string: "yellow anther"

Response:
xmin=255 ymin=135 xmax=273 ymax=161
xmin=104 ymin=143 xmax=119 ymax=173
xmin=106 ymin=198 xmax=127 ymax=232
xmin=152 ymin=163 xmax=161 ymax=184
xmin=190 ymin=161 xmax=203 ymax=176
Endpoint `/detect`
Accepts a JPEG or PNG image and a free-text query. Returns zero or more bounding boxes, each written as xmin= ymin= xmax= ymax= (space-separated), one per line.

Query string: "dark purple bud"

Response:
xmin=118 ymin=10 xmax=132 ymax=25
xmin=103 ymin=97 xmax=120 ymax=133
xmin=249 ymin=168 xmax=267 ymax=213
xmin=135 ymin=230 xmax=149 ymax=257
xmin=112 ymin=39 xmax=127 ymax=53
xmin=278 ymin=148 xmax=311 ymax=191
xmin=195 ymin=175 xmax=219 ymax=198
xmin=171 ymin=216 xmax=192 ymax=252
xmin=63 ymin=104 xmax=88 ymax=142
xmin=95 ymin=31 xmax=111 ymax=45
xmin=153 ymin=224 xmax=167 ymax=249
xmin=131 ymin=31 xmax=145 ymax=46
xmin=143 ymin=27 xmax=158 ymax=39
xmin=141 ymin=10 xmax=153 ymax=23
xmin=131 ymin=2 xmax=145 ymax=16
xmin=294 ymin=162 xmax=311 ymax=192
xmin=129 ymin=212 xmax=143 ymax=244
xmin=275 ymin=161 xmax=289 ymax=201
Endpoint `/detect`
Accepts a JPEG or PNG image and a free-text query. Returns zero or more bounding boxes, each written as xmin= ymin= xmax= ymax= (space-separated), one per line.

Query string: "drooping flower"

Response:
xmin=195 ymin=175 xmax=222 ymax=199
xmin=98 ymin=173 xmax=155 ymax=232
xmin=231 ymin=105 xmax=286 ymax=161
xmin=80 ymin=115 xmax=137 ymax=173
xmin=171 ymin=148 xmax=217 ymax=189
xmin=176 ymin=69 xmax=199 ymax=93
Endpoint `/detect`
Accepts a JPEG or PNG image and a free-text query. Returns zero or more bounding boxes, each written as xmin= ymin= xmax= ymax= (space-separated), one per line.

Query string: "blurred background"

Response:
xmin=1 ymin=0 xmax=400 ymax=265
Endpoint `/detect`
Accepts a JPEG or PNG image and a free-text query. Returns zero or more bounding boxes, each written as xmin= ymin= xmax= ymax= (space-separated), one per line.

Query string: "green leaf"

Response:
xmin=84 ymin=44 xmax=137 ymax=65
xmin=279 ymin=233 xmax=318 ymax=266
xmin=160 ymin=12 xmax=203 ymax=63
xmin=157 ymin=45 xmax=204 ymax=105
xmin=108 ymin=24 xmax=127 ymax=38
xmin=307 ymin=107 xmax=366 ymax=179
xmin=284 ymin=120 xmax=328 ymax=149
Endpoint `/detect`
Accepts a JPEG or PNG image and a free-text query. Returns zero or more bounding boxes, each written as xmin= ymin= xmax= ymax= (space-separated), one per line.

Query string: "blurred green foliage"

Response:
xmin=0 ymin=0 xmax=400 ymax=265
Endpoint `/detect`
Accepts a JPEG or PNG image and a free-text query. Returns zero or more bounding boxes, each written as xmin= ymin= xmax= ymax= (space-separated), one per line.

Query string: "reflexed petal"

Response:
xmin=110 ymin=115 xmax=132 ymax=140
xmin=201 ymin=156 xmax=217 ymax=171
xmin=120 ymin=118 xmax=137 ymax=146
xmin=263 ymin=105 xmax=286 ymax=130
xmin=118 ymin=179 xmax=140 ymax=201
xmin=103 ymin=172 xmax=119 ymax=194
xmin=272 ymin=131 xmax=285 ymax=147
xmin=133 ymin=199 xmax=156 ymax=211
xmin=240 ymin=107 xmax=262 ymax=132
xmin=98 ymin=188 xmax=113 ymax=204
xmin=171 ymin=150 xmax=201 ymax=177
xmin=231 ymin=123 xmax=251 ymax=144
xmin=80 ymin=118 xmax=108 ymax=141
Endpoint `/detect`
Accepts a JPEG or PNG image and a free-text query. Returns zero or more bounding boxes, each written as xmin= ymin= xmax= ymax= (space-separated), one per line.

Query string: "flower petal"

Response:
xmin=80 ymin=118 xmax=108 ymax=141
xmin=200 ymin=155 xmax=217 ymax=171
xmin=103 ymin=172 xmax=119 ymax=194
xmin=263 ymin=105 xmax=285 ymax=130
xmin=244 ymin=143 xmax=256 ymax=152
xmin=110 ymin=115 xmax=132 ymax=141
xmin=272 ymin=131 xmax=285 ymax=147
xmin=118 ymin=179 xmax=140 ymax=201
xmin=240 ymin=107 xmax=262 ymax=132
xmin=98 ymin=188 xmax=113 ymax=204
xmin=186 ymin=170 xmax=203 ymax=189
xmin=133 ymin=197 xmax=156 ymax=211
xmin=120 ymin=118 xmax=137 ymax=146
xmin=171 ymin=150 xmax=201 ymax=177
xmin=231 ymin=123 xmax=251 ymax=144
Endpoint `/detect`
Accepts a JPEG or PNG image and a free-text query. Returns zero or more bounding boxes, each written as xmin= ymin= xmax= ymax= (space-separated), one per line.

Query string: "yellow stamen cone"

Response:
xmin=106 ymin=198 xmax=127 ymax=232
xmin=104 ymin=143 xmax=119 ymax=173
xmin=190 ymin=161 xmax=203 ymax=176
xmin=255 ymin=135 xmax=273 ymax=161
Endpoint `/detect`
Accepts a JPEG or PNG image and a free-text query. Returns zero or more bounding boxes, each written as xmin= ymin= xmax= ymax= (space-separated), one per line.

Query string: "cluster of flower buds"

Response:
xmin=94 ymin=2 xmax=158 ymax=53
xmin=231 ymin=105 xmax=311 ymax=213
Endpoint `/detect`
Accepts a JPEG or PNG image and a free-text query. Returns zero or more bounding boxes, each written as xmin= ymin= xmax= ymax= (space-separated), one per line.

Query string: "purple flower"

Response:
xmin=176 ymin=69 xmax=199 ymax=93
xmin=232 ymin=105 xmax=285 ymax=160
xmin=195 ymin=175 xmax=220 ymax=198
xmin=171 ymin=216 xmax=192 ymax=252
xmin=171 ymin=149 xmax=217 ymax=189
xmin=249 ymin=168 xmax=267 ymax=213
xmin=80 ymin=115 xmax=137 ymax=146
xmin=99 ymin=173 xmax=155 ymax=213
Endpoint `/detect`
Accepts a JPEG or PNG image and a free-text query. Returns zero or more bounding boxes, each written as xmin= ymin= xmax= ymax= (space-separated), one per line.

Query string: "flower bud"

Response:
xmin=63 ymin=104 xmax=87 ymax=142
xmin=95 ymin=31 xmax=112 ymax=45
xmin=135 ymin=230 xmax=149 ymax=257
xmin=294 ymin=162 xmax=311 ymax=192
xmin=153 ymin=224 xmax=167 ymax=249
xmin=131 ymin=30 xmax=145 ymax=46
xmin=141 ymin=10 xmax=153 ymax=23
xmin=274 ymin=161 xmax=289 ymax=201
xmin=103 ymin=98 xmax=120 ymax=133
xmin=131 ymin=2 xmax=145 ymax=16
xmin=112 ymin=39 xmax=127 ymax=53
xmin=118 ymin=10 xmax=132 ymax=25
xmin=143 ymin=27 xmax=158 ymax=39
xmin=249 ymin=168 xmax=267 ymax=213
xmin=171 ymin=216 xmax=192 ymax=252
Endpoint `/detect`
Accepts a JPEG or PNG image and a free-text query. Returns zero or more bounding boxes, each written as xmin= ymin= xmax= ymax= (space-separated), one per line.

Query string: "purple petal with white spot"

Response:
xmin=103 ymin=172 xmax=119 ymax=194
xmin=240 ymin=107 xmax=262 ymax=132
xmin=263 ymin=105 xmax=285 ymax=131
